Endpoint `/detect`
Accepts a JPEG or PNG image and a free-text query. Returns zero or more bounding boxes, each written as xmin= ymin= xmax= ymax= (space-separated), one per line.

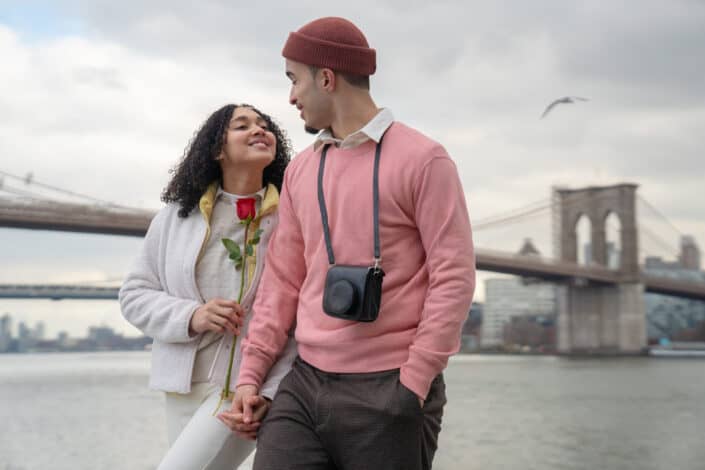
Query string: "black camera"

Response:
xmin=317 ymin=137 xmax=387 ymax=323
xmin=322 ymin=265 xmax=385 ymax=322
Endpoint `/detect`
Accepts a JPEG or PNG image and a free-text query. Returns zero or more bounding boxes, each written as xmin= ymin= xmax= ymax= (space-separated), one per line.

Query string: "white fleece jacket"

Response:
xmin=119 ymin=184 xmax=297 ymax=397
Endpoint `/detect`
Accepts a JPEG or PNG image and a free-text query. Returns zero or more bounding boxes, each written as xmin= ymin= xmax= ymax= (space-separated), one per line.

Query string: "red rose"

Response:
xmin=235 ymin=197 xmax=256 ymax=221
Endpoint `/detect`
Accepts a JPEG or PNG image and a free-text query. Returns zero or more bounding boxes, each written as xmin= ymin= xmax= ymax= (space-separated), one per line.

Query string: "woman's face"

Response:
xmin=219 ymin=106 xmax=277 ymax=171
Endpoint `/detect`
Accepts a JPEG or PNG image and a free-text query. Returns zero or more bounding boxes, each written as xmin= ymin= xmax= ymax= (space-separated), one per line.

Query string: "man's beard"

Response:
xmin=304 ymin=125 xmax=320 ymax=135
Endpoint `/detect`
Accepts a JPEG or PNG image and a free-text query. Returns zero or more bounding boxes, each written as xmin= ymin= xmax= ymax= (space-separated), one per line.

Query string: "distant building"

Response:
xmin=460 ymin=302 xmax=483 ymax=352
xmin=645 ymin=256 xmax=682 ymax=271
xmin=17 ymin=321 xmax=34 ymax=352
xmin=34 ymin=321 xmax=46 ymax=341
xmin=645 ymin=244 xmax=705 ymax=341
xmin=481 ymin=278 xmax=556 ymax=348
xmin=88 ymin=326 xmax=116 ymax=342
xmin=57 ymin=331 xmax=69 ymax=347
xmin=646 ymin=235 xmax=702 ymax=272
xmin=679 ymin=235 xmax=701 ymax=271
xmin=503 ymin=315 xmax=556 ymax=351
xmin=0 ymin=314 xmax=11 ymax=352
xmin=88 ymin=326 xmax=122 ymax=349
xmin=18 ymin=321 xmax=30 ymax=340
xmin=480 ymin=239 xmax=556 ymax=348
xmin=0 ymin=315 xmax=152 ymax=354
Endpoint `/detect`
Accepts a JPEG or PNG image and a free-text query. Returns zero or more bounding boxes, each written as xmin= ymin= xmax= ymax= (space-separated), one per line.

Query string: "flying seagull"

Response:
xmin=540 ymin=96 xmax=589 ymax=119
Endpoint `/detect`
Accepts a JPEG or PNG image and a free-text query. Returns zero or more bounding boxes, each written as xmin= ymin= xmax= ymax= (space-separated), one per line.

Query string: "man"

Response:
xmin=223 ymin=16 xmax=475 ymax=469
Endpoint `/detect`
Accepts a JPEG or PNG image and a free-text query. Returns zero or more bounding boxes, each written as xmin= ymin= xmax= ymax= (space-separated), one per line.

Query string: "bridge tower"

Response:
xmin=553 ymin=183 xmax=647 ymax=354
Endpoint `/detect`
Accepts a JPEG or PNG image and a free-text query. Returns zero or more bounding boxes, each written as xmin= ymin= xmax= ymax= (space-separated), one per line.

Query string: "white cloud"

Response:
xmin=0 ymin=24 xmax=311 ymax=209
xmin=1 ymin=1 xmax=704 ymax=332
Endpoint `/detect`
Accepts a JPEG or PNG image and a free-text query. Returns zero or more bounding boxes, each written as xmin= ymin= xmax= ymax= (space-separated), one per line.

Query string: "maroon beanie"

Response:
xmin=282 ymin=17 xmax=376 ymax=76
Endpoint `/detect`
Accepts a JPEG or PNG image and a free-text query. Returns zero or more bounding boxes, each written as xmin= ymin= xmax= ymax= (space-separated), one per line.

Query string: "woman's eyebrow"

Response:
xmin=230 ymin=116 xmax=267 ymax=126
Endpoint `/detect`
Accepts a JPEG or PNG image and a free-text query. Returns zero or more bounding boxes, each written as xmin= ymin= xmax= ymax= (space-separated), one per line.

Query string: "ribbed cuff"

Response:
xmin=236 ymin=351 xmax=271 ymax=391
xmin=399 ymin=364 xmax=435 ymax=401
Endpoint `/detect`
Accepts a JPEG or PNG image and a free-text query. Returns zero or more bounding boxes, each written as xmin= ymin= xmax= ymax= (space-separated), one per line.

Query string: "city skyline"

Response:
xmin=0 ymin=311 xmax=150 ymax=353
xmin=0 ymin=299 xmax=140 ymax=338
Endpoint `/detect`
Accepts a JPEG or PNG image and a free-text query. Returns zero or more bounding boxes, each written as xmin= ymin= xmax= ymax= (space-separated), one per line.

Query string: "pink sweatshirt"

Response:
xmin=238 ymin=122 xmax=475 ymax=399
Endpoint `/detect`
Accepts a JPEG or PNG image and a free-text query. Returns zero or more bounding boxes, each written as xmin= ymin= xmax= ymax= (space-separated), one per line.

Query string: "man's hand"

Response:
xmin=189 ymin=298 xmax=243 ymax=337
xmin=217 ymin=385 xmax=270 ymax=440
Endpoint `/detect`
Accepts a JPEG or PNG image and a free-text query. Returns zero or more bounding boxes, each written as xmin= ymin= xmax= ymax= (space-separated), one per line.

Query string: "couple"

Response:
xmin=120 ymin=16 xmax=476 ymax=470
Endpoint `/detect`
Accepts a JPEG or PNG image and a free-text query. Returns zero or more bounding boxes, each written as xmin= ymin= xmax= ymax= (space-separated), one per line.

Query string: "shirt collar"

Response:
xmin=216 ymin=186 xmax=266 ymax=204
xmin=198 ymin=183 xmax=271 ymax=226
xmin=314 ymin=108 xmax=394 ymax=151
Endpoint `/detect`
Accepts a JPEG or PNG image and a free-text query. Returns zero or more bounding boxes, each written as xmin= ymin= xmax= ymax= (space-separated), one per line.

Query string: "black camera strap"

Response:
xmin=317 ymin=135 xmax=385 ymax=269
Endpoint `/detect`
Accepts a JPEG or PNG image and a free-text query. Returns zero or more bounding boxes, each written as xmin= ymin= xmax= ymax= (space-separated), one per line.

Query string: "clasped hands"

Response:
xmin=217 ymin=384 xmax=268 ymax=441
xmin=189 ymin=300 xmax=269 ymax=439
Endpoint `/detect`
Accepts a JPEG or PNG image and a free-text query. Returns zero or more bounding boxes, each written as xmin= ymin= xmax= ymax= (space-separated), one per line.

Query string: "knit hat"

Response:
xmin=282 ymin=17 xmax=376 ymax=76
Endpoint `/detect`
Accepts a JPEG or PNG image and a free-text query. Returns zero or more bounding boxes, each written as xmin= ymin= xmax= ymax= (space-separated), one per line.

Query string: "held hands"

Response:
xmin=189 ymin=298 xmax=244 ymax=337
xmin=217 ymin=384 xmax=270 ymax=440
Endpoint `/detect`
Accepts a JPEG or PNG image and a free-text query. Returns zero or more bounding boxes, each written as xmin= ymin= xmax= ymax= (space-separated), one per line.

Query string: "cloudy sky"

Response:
xmin=1 ymin=1 xmax=704 ymax=337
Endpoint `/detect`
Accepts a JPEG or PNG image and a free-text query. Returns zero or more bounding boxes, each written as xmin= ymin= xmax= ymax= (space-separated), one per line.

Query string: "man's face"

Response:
xmin=286 ymin=59 xmax=332 ymax=134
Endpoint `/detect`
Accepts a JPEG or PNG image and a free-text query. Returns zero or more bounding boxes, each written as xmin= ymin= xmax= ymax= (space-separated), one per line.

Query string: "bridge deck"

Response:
xmin=2 ymin=200 xmax=704 ymax=301
xmin=0 ymin=197 xmax=153 ymax=237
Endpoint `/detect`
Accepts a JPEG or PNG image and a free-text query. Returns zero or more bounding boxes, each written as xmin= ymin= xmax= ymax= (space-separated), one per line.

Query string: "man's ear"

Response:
xmin=319 ymin=68 xmax=336 ymax=92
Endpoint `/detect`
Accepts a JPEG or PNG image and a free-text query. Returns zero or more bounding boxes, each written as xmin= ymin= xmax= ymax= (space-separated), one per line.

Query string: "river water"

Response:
xmin=1 ymin=352 xmax=703 ymax=469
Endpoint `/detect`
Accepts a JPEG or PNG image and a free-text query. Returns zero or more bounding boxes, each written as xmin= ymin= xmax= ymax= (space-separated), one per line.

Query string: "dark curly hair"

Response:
xmin=162 ymin=104 xmax=292 ymax=218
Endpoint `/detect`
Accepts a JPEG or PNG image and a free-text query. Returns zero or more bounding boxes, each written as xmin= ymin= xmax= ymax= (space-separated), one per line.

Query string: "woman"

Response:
xmin=119 ymin=104 xmax=297 ymax=469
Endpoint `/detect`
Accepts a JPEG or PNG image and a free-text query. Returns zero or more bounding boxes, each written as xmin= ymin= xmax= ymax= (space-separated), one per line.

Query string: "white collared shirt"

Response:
xmin=314 ymin=108 xmax=394 ymax=150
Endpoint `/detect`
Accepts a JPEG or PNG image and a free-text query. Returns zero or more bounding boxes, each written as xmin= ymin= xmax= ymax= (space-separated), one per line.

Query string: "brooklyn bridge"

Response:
xmin=2 ymin=172 xmax=704 ymax=354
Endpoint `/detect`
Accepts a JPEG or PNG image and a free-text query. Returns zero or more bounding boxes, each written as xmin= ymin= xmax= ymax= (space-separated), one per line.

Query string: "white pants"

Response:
xmin=160 ymin=383 xmax=256 ymax=470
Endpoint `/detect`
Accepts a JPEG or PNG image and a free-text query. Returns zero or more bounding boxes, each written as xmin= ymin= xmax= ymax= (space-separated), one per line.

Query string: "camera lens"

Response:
xmin=328 ymin=280 xmax=356 ymax=316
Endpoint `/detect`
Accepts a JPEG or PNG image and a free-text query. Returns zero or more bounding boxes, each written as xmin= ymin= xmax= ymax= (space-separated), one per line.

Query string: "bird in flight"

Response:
xmin=540 ymin=96 xmax=589 ymax=119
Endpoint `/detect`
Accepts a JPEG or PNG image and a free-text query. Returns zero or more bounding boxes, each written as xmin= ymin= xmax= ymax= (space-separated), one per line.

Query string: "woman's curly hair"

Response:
xmin=161 ymin=104 xmax=292 ymax=218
